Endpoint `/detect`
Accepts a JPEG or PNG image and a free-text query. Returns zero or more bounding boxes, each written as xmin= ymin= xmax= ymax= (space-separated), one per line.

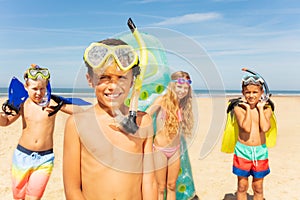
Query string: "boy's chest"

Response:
xmin=102 ymin=123 xmax=144 ymax=152
xmin=250 ymin=109 xmax=259 ymax=124
xmin=78 ymin=114 xmax=145 ymax=153
xmin=23 ymin=103 xmax=52 ymax=122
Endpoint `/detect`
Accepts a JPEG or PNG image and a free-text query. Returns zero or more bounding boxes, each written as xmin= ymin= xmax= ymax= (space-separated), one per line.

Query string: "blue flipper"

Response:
xmin=48 ymin=95 xmax=92 ymax=117
xmin=48 ymin=95 xmax=91 ymax=117
xmin=2 ymin=77 xmax=91 ymax=117
xmin=2 ymin=77 xmax=28 ymax=115
xmin=56 ymin=95 xmax=91 ymax=106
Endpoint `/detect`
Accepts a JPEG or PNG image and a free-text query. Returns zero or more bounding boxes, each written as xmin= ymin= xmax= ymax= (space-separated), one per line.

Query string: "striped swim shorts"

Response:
xmin=11 ymin=144 xmax=55 ymax=199
xmin=233 ymin=141 xmax=270 ymax=178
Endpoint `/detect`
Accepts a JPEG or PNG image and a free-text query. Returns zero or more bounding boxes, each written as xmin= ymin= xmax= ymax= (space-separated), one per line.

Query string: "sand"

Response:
xmin=0 ymin=96 xmax=299 ymax=200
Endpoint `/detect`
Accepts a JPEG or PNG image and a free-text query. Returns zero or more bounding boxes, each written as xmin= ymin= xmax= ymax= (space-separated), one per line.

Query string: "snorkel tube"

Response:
xmin=242 ymin=68 xmax=271 ymax=101
xmin=118 ymin=18 xmax=148 ymax=134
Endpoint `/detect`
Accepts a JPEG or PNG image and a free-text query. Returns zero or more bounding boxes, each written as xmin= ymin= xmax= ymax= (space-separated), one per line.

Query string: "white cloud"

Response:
xmin=154 ymin=13 xmax=221 ymax=26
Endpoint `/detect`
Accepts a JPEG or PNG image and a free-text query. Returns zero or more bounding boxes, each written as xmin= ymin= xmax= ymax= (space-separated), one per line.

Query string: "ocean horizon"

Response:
xmin=1 ymin=87 xmax=300 ymax=98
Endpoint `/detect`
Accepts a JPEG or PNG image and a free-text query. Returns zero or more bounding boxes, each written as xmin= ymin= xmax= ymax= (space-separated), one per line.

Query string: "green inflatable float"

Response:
xmin=117 ymin=29 xmax=198 ymax=199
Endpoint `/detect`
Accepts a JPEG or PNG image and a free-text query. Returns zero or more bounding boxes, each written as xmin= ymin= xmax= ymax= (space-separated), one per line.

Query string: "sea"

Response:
xmin=1 ymin=87 xmax=300 ymax=98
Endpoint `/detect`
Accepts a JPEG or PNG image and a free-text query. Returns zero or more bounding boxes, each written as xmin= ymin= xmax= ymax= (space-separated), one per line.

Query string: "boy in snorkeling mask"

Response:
xmin=232 ymin=74 xmax=273 ymax=200
xmin=0 ymin=64 xmax=82 ymax=200
xmin=63 ymin=39 xmax=156 ymax=200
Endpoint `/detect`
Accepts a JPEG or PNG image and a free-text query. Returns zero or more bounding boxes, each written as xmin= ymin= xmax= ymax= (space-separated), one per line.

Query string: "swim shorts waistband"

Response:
xmin=17 ymin=144 xmax=53 ymax=156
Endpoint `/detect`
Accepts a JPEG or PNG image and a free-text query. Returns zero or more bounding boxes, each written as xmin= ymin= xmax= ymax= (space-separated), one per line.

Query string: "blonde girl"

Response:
xmin=146 ymin=71 xmax=193 ymax=200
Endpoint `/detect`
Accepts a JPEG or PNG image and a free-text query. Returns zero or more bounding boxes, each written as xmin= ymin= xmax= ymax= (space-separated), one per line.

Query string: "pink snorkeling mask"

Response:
xmin=171 ymin=78 xmax=192 ymax=85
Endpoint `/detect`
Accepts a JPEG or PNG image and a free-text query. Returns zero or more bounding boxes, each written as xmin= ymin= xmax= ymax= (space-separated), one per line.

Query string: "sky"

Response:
xmin=0 ymin=0 xmax=299 ymax=91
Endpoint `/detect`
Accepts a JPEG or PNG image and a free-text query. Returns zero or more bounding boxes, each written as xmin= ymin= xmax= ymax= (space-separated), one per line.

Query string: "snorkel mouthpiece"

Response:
xmin=119 ymin=111 xmax=139 ymax=134
xmin=127 ymin=17 xmax=136 ymax=33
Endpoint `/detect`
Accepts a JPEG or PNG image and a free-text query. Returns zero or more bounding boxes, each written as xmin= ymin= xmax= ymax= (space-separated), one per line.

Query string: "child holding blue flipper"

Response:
xmin=0 ymin=64 xmax=82 ymax=199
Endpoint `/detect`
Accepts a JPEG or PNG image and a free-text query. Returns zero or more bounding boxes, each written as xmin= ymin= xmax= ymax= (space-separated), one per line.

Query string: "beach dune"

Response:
xmin=0 ymin=96 xmax=299 ymax=199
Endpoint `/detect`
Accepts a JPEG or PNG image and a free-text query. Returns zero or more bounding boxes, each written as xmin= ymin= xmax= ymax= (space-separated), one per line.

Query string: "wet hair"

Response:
xmin=84 ymin=38 xmax=140 ymax=78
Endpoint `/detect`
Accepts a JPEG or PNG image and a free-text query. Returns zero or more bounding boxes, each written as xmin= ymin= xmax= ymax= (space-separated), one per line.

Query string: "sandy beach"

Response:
xmin=1 ymin=96 xmax=299 ymax=200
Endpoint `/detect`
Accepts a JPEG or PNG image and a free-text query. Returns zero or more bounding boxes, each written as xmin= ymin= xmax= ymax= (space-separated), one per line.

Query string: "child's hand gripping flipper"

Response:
xmin=2 ymin=77 xmax=28 ymax=116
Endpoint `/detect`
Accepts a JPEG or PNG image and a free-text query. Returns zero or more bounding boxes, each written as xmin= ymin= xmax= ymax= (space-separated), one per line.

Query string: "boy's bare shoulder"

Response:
xmin=233 ymin=103 xmax=245 ymax=113
xmin=66 ymin=107 xmax=94 ymax=123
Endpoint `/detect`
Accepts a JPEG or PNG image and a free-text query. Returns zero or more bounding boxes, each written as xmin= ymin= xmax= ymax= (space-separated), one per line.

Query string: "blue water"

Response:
xmin=193 ymin=89 xmax=300 ymax=97
xmin=1 ymin=87 xmax=300 ymax=98
xmin=0 ymin=87 xmax=95 ymax=98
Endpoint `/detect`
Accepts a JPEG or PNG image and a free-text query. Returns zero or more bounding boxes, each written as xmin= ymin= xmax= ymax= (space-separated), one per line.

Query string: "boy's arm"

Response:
xmin=0 ymin=111 xmax=20 ymax=126
xmin=234 ymin=103 xmax=252 ymax=133
xmin=257 ymin=101 xmax=272 ymax=133
xmin=141 ymin=114 xmax=157 ymax=200
xmin=60 ymin=104 xmax=84 ymax=115
xmin=63 ymin=115 xmax=86 ymax=200
xmin=145 ymin=96 xmax=161 ymax=116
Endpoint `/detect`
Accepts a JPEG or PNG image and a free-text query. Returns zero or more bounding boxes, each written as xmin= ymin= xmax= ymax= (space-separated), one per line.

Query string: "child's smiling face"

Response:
xmin=242 ymin=84 xmax=264 ymax=106
xmin=88 ymin=60 xmax=133 ymax=110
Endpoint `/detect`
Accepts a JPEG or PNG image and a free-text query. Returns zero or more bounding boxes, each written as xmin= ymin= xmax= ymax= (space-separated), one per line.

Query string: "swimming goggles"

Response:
xmin=171 ymin=78 xmax=192 ymax=85
xmin=26 ymin=65 xmax=50 ymax=80
xmin=83 ymin=43 xmax=139 ymax=71
xmin=242 ymin=75 xmax=264 ymax=86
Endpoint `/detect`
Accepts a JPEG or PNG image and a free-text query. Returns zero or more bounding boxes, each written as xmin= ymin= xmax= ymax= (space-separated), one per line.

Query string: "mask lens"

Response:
xmin=242 ymin=75 xmax=264 ymax=85
xmin=40 ymin=69 xmax=49 ymax=76
xmin=29 ymin=69 xmax=38 ymax=76
xmin=86 ymin=45 xmax=109 ymax=68
xmin=177 ymin=78 xmax=185 ymax=84
xmin=114 ymin=47 xmax=137 ymax=70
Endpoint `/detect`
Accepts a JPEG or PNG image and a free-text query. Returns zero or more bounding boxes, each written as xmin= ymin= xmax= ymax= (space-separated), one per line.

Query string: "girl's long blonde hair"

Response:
xmin=161 ymin=71 xmax=194 ymax=139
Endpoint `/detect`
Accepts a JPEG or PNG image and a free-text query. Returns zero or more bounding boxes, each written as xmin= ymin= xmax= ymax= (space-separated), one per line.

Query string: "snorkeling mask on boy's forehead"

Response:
xmin=25 ymin=64 xmax=50 ymax=80
xmin=83 ymin=42 xmax=139 ymax=71
xmin=242 ymin=75 xmax=264 ymax=86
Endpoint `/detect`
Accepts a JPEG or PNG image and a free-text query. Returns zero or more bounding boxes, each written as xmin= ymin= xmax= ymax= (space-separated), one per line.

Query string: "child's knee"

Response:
xmin=237 ymin=183 xmax=248 ymax=193
xmin=157 ymin=183 xmax=166 ymax=193
xmin=252 ymin=184 xmax=263 ymax=195
xmin=166 ymin=182 xmax=176 ymax=191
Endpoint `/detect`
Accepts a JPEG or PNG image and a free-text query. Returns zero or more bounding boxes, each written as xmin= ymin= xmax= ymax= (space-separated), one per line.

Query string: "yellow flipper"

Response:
xmin=221 ymin=111 xmax=239 ymax=153
xmin=266 ymin=112 xmax=277 ymax=148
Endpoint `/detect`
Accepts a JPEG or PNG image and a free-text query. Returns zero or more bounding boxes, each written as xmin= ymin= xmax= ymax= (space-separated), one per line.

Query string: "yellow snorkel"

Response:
xmin=128 ymin=18 xmax=148 ymax=111
xmin=118 ymin=18 xmax=148 ymax=134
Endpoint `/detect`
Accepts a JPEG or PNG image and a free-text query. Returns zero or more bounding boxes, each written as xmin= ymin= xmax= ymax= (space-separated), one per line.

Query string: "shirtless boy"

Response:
xmin=63 ymin=39 xmax=156 ymax=200
xmin=0 ymin=64 xmax=80 ymax=200
xmin=233 ymin=74 xmax=272 ymax=200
